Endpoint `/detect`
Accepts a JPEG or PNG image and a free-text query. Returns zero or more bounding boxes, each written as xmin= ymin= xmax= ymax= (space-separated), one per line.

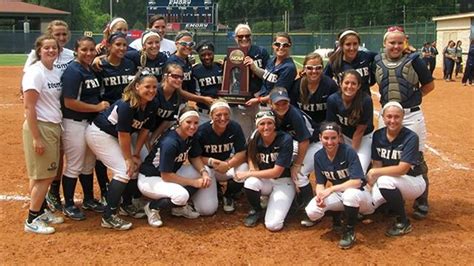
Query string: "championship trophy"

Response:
xmin=218 ymin=47 xmax=251 ymax=104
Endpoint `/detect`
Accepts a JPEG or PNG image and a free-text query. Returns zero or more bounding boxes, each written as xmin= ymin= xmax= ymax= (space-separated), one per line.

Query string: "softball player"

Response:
xmin=305 ymin=122 xmax=375 ymax=249
xmin=326 ymin=70 xmax=373 ymax=173
xmin=324 ymin=29 xmax=376 ymax=95
xmin=235 ymin=110 xmax=295 ymax=231
xmin=368 ymin=102 xmax=426 ymax=237
xmin=192 ymin=40 xmax=223 ymax=123
xmin=138 ymin=106 xmax=213 ymax=227
xmin=94 ymin=32 xmax=137 ymax=204
xmin=246 ymin=32 xmax=297 ymax=103
xmin=23 ymin=20 xmax=74 ymax=212
xmin=22 ymin=35 xmax=64 ymax=234
xmin=129 ymin=15 xmax=177 ymax=56
xmin=96 ymin=17 xmax=129 ymax=55
xmin=268 ymin=87 xmax=319 ymax=226
xmin=462 ymin=40 xmax=474 ymax=86
xmin=125 ymin=30 xmax=168 ymax=82
xmin=289 ymin=52 xmax=339 ymax=128
xmin=60 ymin=36 xmax=110 ymax=221
xmin=189 ymin=99 xmax=248 ymax=213
xmin=85 ymin=70 xmax=157 ymax=230
xmin=374 ymin=26 xmax=434 ymax=219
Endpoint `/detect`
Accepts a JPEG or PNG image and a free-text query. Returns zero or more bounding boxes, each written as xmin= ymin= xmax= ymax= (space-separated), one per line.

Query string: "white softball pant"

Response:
xmin=305 ymin=188 xmax=375 ymax=221
xmin=62 ymin=119 xmax=95 ymax=178
xmin=371 ymin=174 xmax=426 ymax=209
xmin=137 ymin=165 xmax=218 ymax=216
xmin=292 ymin=141 xmax=323 ymax=187
xmin=85 ymin=123 xmax=131 ymax=183
xmin=343 ymin=133 xmax=373 ymax=173
xmin=244 ymin=177 xmax=296 ymax=232
xmin=206 ymin=163 xmax=249 ymax=183
xmin=378 ymin=108 xmax=426 ymax=152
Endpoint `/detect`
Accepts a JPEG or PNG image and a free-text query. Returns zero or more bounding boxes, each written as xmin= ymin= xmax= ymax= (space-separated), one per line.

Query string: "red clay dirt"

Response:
xmin=0 ymin=66 xmax=472 ymax=264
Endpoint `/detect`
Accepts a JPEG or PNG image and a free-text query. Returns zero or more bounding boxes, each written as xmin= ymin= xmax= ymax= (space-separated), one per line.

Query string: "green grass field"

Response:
xmin=0 ymin=54 xmax=307 ymax=67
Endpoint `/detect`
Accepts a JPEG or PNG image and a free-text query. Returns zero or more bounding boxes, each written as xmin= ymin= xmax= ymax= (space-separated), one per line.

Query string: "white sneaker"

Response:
xmin=144 ymin=203 xmax=163 ymax=227
xmin=24 ymin=217 xmax=55 ymax=234
xmin=171 ymin=204 xmax=200 ymax=219
xmin=40 ymin=209 xmax=64 ymax=224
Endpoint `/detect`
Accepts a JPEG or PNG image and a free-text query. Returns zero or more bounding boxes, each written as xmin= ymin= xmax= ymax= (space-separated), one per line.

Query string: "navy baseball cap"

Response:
xmin=270 ymin=88 xmax=290 ymax=103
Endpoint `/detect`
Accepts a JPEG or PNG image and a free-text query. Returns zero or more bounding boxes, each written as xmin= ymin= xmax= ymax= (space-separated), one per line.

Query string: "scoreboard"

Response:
xmin=147 ymin=0 xmax=217 ymax=31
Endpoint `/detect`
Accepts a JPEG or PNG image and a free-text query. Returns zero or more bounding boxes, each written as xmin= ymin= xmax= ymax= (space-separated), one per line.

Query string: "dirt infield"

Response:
xmin=0 ymin=66 xmax=472 ymax=264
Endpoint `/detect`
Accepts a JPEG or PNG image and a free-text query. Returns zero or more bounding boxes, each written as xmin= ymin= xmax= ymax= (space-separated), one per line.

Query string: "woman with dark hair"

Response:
xmin=324 ymin=29 xmax=376 ymax=95
xmin=129 ymin=15 xmax=176 ymax=56
xmin=305 ymin=122 xmax=374 ymax=249
xmin=455 ymin=40 xmax=463 ymax=78
xmin=443 ymin=40 xmax=457 ymax=81
xmin=235 ymin=110 xmax=295 ymax=231
xmin=85 ymin=70 xmax=157 ymax=230
xmin=326 ymin=70 xmax=373 ymax=173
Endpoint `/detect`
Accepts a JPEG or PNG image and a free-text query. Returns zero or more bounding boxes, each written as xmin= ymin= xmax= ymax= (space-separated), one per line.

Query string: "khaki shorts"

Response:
xmin=23 ymin=120 xmax=61 ymax=180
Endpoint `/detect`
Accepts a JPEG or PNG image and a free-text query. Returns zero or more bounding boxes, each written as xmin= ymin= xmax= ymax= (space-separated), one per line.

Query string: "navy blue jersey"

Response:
xmin=314 ymin=143 xmax=365 ymax=187
xmin=255 ymin=131 xmax=293 ymax=179
xmin=152 ymin=84 xmax=180 ymax=131
xmin=166 ymin=55 xmax=196 ymax=93
xmin=93 ymin=99 xmax=156 ymax=138
xmin=192 ymin=62 xmax=223 ymax=109
xmin=96 ymin=58 xmax=136 ymax=104
xmin=277 ymin=104 xmax=317 ymax=143
xmin=259 ymin=57 xmax=297 ymax=96
xmin=140 ymin=130 xmax=196 ymax=176
xmin=376 ymin=54 xmax=433 ymax=107
xmin=125 ymin=50 xmax=167 ymax=82
xmin=326 ymin=92 xmax=374 ymax=138
xmin=61 ymin=61 xmax=102 ymax=121
xmin=371 ymin=127 xmax=420 ymax=168
xmin=189 ymin=120 xmax=246 ymax=161
xmin=289 ymin=75 xmax=338 ymax=126
xmin=248 ymin=45 xmax=270 ymax=94
xmin=324 ymin=50 xmax=376 ymax=95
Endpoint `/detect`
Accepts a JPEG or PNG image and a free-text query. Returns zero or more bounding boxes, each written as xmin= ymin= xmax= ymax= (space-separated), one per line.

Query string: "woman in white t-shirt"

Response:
xmin=22 ymin=20 xmax=75 ymax=212
xmin=22 ymin=35 xmax=65 ymax=234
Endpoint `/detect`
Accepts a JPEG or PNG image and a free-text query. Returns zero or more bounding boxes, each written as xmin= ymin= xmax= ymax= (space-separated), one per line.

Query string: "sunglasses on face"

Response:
xmin=178 ymin=41 xmax=195 ymax=48
xmin=304 ymin=65 xmax=323 ymax=71
xmin=236 ymin=34 xmax=251 ymax=40
xmin=168 ymin=73 xmax=184 ymax=80
xmin=387 ymin=26 xmax=404 ymax=33
xmin=273 ymin=41 xmax=291 ymax=48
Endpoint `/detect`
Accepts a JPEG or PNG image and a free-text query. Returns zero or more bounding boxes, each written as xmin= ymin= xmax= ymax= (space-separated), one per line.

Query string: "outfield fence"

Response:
xmin=0 ymin=21 xmax=435 ymax=55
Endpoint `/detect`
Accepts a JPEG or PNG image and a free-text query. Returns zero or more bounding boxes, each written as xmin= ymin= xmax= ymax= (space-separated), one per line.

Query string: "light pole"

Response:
xmin=110 ymin=0 xmax=120 ymax=19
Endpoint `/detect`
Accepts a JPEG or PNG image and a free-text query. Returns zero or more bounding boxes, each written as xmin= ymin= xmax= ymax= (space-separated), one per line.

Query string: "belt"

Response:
xmin=198 ymin=108 xmax=210 ymax=114
xmin=404 ymin=106 xmax=420 ymax=113
xmin=72 ymin=118 xmax=89 ymax=122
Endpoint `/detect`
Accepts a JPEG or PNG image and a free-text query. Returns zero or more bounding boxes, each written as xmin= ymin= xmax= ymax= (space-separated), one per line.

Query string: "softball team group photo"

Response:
xmin=22 ymin=15 xmax=440 ymax=250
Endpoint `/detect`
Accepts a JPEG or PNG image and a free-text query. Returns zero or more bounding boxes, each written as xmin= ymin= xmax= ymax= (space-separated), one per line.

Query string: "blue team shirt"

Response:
xmin=255 ymin=131 xmax=293 ymax=179
xmin=277 ymin=105 xmax=317 ymax=143
xmin=61 ymin=61 xmax=102 ymax=121
xmin=152 ymin=84 xmax=180 ymax=131
xmin=192 ymin=62 xmax=223 ymax=109
xmin=96 ymin=58 xmax=136 ymax=104
xmin=259 ymin=57 xmax=297 ymax=96
xmin=324 ymin=50 xmax=376 ymax=95
xmin=314 ymin=143 xmax=365 ymax=187
xmin=189 ymin=120 xmax=246 ymax=161
xmin=326 ymin=92 xmax=374 ymax=138
xmin=247 ymin=45 xmax=270 ymax=94
xmin=125 ymin=50 xmax=167 ymax=82
xmin=371 ymin=127 xmax=420 ymax=168
xmin=289 ymin=75 xmax=338 ymax=126
xmin=93 ymin=99 xmax=156 ymax=138
xmin=140 ymin=129 xmax=196 ymax=176
xmin=166 ymin=55 xmax=196 ymax=93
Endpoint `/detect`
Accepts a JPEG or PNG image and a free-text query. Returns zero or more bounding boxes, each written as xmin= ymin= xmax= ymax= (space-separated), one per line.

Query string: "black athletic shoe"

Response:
xmin=63 ymin=205 xmax=86 ymax=221
xmin=244 ymin=209 xmax=263 ymax=227
xmin=46 ymin=191 xmax=62 ymax=212
xmin=82 ymin=199 xmax=106 ymax=213
xmin=386 ymin=220 xmax=413 ymax=237
xmin=339 ymin=228 xmax=356 ymax=249
xmin=413 ymin=203 xmax=429 ymax=220
xmin=101 ymin=214 xmax=132 ymax=230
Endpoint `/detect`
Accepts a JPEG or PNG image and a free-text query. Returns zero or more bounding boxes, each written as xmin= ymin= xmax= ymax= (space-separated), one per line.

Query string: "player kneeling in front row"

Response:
xmin=305 ymin=122 xmax=375 ymax=249
xmin=236 ymin=111 xmax=295 ymax=232
xmin=138 ymin=106 xmax=216 ymax=227
xmin=368 ymin=102 xmax=426 ymax=237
